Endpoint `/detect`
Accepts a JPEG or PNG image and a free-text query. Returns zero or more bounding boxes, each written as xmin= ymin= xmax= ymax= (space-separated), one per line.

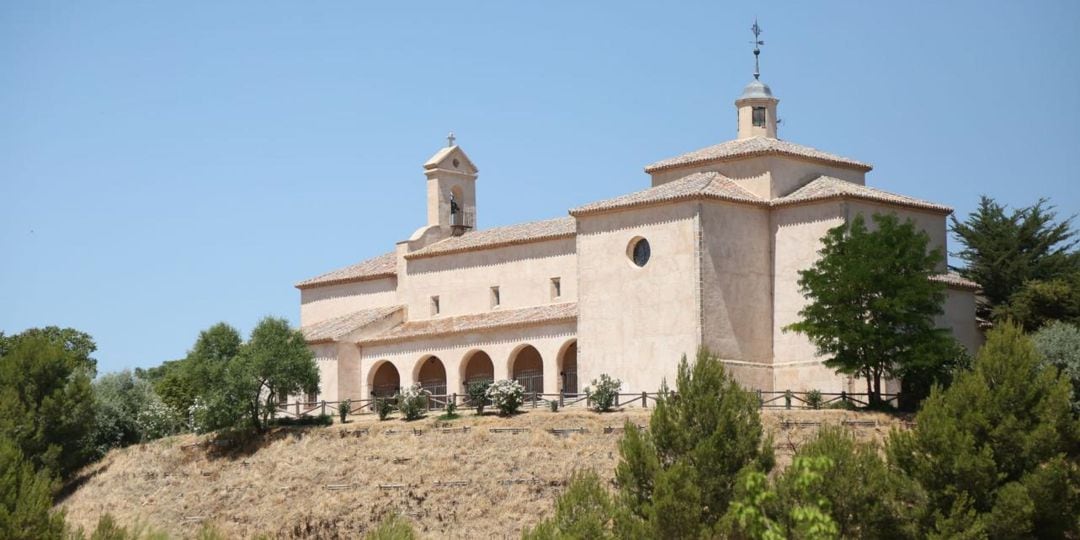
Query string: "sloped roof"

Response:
xmin=406 ymin=217 xmax=576 ymax=259
xmin=644 ymin=137 xmax=872 ymax=174
xmin=358 ymin=302 xmax=577 ymax=345
xmin=571 ymin=172 xmax=760 ymax=215
xmin=295 ymin=252 xmax=397 ymax=289
xmin=302 ymin=305 xmax=404 ymax=343
xmin=930 ymin=272 xmax=979 ymax=291
xmin=774 ymin=176 xmax=952 ymax=214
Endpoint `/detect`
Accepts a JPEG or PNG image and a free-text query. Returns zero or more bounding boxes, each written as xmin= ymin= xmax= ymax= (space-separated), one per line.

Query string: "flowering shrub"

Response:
xmin=585 ymin=374 xmax=622 ymax=412
xmin=486 ymin=379 xmax=525 ymax=416
xmin=396 ymin=383 xmax=428 ymax=421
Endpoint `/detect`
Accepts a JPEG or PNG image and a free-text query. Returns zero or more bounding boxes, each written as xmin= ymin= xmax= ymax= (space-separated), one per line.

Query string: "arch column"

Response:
xmin=444 ymin=351 xmax=464 ymax=397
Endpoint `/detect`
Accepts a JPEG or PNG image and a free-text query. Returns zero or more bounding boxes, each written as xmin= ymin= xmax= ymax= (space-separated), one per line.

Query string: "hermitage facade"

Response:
xmin=295 ymin=66 xmax=981 ymax=403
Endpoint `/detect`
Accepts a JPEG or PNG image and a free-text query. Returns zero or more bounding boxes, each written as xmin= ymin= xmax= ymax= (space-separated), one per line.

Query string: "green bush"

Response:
xmin=523 ymin=470 xmax=615 ymax=540
xmin=586 ymin=374 xmax=621 ymax=412
xmin=550 ymin=400 xmax=559 ymax=413
xmin=804 ymin=389 xmax=823 ymax=410
xmin=396 ymin=384 xmax=427 ymax=421
xmin=364 ymin=513 xmax=417 ymax=540
xmin=273 ymin=414 xmax=332 ymax=427
xmin=1032 ymin=321 xmax=1080 ymax=414
xmin=91 ymin=370 xmax=181 ymax=458
xmin=466 ymin=381 xmax=491 ymax=415
xmin=0 ymin=438 xmax=65 ymax=540
xmin=338 ymin=400 xmax=350 ymax=424
xmin=485 ymin=379 xmax=524 ymax=416
xmin=375 ymin=398 xmax=394 ymax=421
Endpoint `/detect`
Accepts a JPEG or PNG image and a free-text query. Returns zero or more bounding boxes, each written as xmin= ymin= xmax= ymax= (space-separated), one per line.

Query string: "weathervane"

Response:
xmin=751 ymin=19 xmax=764 ymax=80
xmin=447 ymin=131 xmax=456 ymax=147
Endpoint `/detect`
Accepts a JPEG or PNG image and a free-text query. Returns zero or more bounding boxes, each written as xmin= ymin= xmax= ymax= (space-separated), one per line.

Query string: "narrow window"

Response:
xmin=752 ymin=106 xmax=766 ymax=127
xmin=550 ymin=277 xmax=562 ymax=299
xmin=490 ymin=286 xmax=500 ymax=308
xmin=431 ymin=295 xmax=440 ymax=316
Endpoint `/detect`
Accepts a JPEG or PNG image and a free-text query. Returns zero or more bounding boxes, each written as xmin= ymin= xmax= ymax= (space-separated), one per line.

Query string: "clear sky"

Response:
xmin=2 ymin=1 xmax=1078 ymax=375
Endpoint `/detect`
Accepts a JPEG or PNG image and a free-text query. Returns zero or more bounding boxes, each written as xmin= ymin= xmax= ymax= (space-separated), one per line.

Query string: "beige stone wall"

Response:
xmin=299 ymin=278 xmax=398 ymax=326
xmin=311 ymin=343 xmax=339 ymax=402
xmin=650 ymin=155 xmax=866 ymax=199
xmin=353 ymin=321 xmax=577 ymax=401
xmin=576 ymin=202 xmax=701 ymax=393
xmin=845 ymin=201 xmax=948 ymax=272
xmin=699 ymin=200 xmax=774 ymax=389
xmin=403 ymin=238 xmax=577 ymax=320
xmin=941 ymin=288 xmax=983 ymax=353
xmin=771 ymin=201 xmax=846 ymax=377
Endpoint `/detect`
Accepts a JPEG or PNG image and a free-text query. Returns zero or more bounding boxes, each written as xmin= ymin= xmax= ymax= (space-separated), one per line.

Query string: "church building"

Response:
xmin=295 ymin=43 xmax=980 ymax=402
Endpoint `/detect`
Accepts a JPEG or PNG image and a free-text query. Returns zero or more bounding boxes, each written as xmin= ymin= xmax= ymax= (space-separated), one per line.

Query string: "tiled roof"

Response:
xmin=644 ymin=137 xmax=872 ymax=173
xmin=930 ymin=272 xmax=979 ymax=291
xmin=302 ymin=305 xmax=404 ymax=343
xmin=295 ymin=252 xmax=397 ymax=289
xmin=774 ymin=176 xmax=952 ymax=214
xmin=358 ymin=302 xmax=577 ymax=344
xmin=405 ymin=217 xmax=576 ymax=259
xmin=571 ymin=172 xmax=760 ymax=215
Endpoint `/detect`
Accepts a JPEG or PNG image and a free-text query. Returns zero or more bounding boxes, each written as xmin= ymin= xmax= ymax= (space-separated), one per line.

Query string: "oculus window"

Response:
xmin=629 ymin=238 xmax=651 ymax=267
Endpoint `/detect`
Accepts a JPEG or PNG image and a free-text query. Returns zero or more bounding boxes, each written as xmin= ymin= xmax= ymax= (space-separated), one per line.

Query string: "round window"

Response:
xmin=629 ymin=238 xmax=651 ymax=267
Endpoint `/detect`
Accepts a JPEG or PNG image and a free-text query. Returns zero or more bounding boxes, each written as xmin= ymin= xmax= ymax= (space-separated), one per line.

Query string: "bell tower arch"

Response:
xmin=423 ymin=133 xmax=478 ymax=236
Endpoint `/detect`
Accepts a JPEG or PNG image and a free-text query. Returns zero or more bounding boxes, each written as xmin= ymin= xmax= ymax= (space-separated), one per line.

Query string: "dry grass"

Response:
xmin=59 ymin=406 xmax=908 ymax=539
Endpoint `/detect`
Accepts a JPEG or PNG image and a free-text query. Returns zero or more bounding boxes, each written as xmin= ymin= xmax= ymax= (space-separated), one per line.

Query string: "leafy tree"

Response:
xmin=613 ymin=348 xmax=773 ymax=537
xmin=950 ymin=196 xmax=1079 ymax=325
xmin=90 ymin=371 xmax=181 ymax=457
xmin=523 ymin=470 xmax=615 ymax=540
xmin=0 ymin=438 xmax=65 ymax=540
xmin=784 ymin=213 xmax=960 ymax=405
xmin=726 ymin=456 xmax=840 ymax=540
xmin=887 ymin=322 xmax=1080 ymax=537
xmin=994 ymin=273 xmax=1080 ymax=331
xmin=0 ymin=331 xmax=96 ymax=477
xmin=149 ymin=323 xmax=242 ymax=420
xmin=206 ymin=317 xmax=318 ymax=432
xmin=1033 ymin=321 xmax=1080 ymax=415
xmin=772 ymin=426 xmax=922 ymax=539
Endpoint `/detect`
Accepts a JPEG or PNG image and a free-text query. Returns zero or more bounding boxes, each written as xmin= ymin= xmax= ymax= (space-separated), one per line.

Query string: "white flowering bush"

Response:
xmin=396 ymin=383 xmax=428 ymax=421
xmin=585 ymin=373 xmax=622 ymax=412
xmin=486 ymin=379 xmax=525 ymax=416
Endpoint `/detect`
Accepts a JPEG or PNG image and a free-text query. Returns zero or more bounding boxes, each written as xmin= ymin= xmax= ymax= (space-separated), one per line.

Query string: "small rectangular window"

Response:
xmin=490 ymin=286 xmax=500 ymax=308
xmin=752 ymin=106 xmax=766 ymax=127
xmin=431 ymin=295 xmax=440 ymax=316
xmin=550 ymin=277 xmax=562 ymax=299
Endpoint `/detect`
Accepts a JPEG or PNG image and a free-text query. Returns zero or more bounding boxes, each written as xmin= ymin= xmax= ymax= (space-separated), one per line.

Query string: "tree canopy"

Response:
xmin=785 ymin=213 xmax=962 ymax=405
xmin=951 ymin=196 xmax=1080 ymax=329
xmin=0 ymin=329 xmax=97 ymax=478
xmin=887 ymin=322 xmax=1080 ymax=537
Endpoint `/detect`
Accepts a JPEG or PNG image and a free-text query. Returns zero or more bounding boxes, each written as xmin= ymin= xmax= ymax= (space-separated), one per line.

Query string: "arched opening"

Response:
xmin=462 ymin=350 xmax=494 ymax=390
xmin=559 ymin=341 xmax=578 ymax=394
xmin=511 ymin=345 xmax=544 ymax=395
xmin=369 ymin=361 xmax=400 ymax=398
xmin=416 ymin=356 xmax=447 ymax=397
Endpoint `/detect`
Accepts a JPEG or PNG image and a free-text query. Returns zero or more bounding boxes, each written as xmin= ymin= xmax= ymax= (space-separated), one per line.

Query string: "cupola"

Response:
xmin=735 ymin=20 xmax=779 ymax=139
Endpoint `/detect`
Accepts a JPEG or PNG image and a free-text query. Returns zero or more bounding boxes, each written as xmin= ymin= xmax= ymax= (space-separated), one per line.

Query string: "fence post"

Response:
xmin=532 ymin=392 xmax=537 ymax=408
xmin=559 ymin=392 xmax=565 ymax=408
xmin=321 ymin=400 xmax=326 ymax=416
xmin=757 ymin=389 xmax=763 ymax=408
xmin=784 ymin=391 xmax=791 ymax=410
xmin=452 ymin=393 xmax=457 ymax=410
xmin=642 ymin=391 xmax=647 ymax=408
xmin=841 ymin=391 xmax=848 ymax=406
xmin=295 ymin=401 xmax=300 ymax=417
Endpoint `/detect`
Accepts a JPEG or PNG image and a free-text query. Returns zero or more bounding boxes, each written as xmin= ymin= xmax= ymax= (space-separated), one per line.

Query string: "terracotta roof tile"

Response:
xmin=774 ymin=176 xmax=952 ymax=214
xmin=406 ymin=217 xmax=575 ymax=259
xmin=302 ymin=305 xmax=404 ymax=343
xmin=358 ymin=302 xmax=576 ymax=344
xmin=295 ymin=252 xmax=397 ymax=289
xmin=930 ymin=272 xmax=979 ymax=291
xmin=571 ymin=172 xmax=760 ymax=215
xmin=644 ymin=137 xmax=872 ymax=173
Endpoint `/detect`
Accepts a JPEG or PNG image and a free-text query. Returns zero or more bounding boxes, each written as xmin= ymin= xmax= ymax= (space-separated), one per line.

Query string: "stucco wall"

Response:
xmin=403 ymin=238 xmax=577 ymax=320
xmin=576 ymin=202 xmax=701 ymax=393
xmin=650 ymin=155 xmax=866 ymax=199
xmin=699 ymin=200 xmax=774 ymax=390
xmin=311 ymin=343 xmax=339 ymax=402
xmin=354 ymin=321 xmax=577 ymax=401
xmin=940 ymin=288 xmax=982 ymax=353
xmin=300 ymin=277 xmax=398 ymax=326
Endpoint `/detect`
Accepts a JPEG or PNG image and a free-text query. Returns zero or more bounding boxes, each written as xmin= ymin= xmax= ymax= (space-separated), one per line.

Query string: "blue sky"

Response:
xmin=2 ymin=1 xmax=1078 ymax=375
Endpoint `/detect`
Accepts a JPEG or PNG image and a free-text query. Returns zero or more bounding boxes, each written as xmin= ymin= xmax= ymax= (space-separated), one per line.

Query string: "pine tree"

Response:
xmin=0 ymin=438 xmax=65 ymax=540
xmin=887 ymin=322 xmax=1080 ymax=537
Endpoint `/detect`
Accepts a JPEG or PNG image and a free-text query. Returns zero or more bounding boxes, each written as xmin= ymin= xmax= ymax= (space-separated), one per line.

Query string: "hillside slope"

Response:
xmin=59 ymin=408 xmax=906 ymax=539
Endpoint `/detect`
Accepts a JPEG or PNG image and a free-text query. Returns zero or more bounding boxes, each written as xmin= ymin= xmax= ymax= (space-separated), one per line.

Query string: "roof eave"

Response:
xmin=644 ymin=151 xmax=873 ymax=175
xmin=295 ymin=272 xmax=398 ymax=290
xmin=404 ymin=232 xmax=577 ymax=260
xmin=356 ymin=314 xmax=577 ymax=347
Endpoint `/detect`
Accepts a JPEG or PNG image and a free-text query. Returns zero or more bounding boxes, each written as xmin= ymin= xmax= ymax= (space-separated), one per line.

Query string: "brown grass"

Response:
xmin=59 ymin=406 xmax=907 ymax=539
